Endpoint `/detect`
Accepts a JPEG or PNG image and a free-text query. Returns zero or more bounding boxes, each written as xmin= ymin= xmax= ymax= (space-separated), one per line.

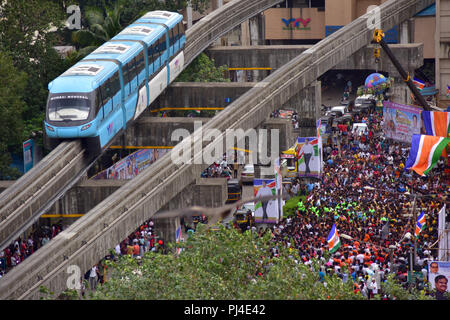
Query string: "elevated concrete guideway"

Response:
xmin=207 ymin=44 xmax=424 ymax=76
xmin=0 ymin=0 xmax=433 ymax=300
xmin=0 ymin=0 xmax=284 ymax=256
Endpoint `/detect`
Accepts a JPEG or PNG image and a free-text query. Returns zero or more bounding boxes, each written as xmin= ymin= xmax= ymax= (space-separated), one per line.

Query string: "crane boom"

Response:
xmin=372 ymin=29 xmax=431 ymax=111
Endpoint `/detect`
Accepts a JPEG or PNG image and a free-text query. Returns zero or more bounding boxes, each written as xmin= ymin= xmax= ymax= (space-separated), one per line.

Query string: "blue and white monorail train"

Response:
xmin=44 ymin=11 xmax=185 ymax=153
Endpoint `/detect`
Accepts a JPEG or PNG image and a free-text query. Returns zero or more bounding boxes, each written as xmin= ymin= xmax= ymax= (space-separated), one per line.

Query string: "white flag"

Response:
xmin=438 ymin=204 xmax=447 ymax=261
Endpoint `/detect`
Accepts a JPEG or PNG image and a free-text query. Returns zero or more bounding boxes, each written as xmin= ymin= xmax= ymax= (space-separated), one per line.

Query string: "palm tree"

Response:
xmin=71 ymin=1 xmax=124 ymax=51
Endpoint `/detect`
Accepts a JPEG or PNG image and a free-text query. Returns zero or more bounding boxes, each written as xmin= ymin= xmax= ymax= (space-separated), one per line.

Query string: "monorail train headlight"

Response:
xmin=46 ymin=125 xmax=55 ymax=132
xmin=81 ymin=123 xmax=91 ymax=131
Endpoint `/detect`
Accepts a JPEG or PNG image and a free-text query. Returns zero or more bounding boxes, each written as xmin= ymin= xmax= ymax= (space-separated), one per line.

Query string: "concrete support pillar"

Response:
xmin=399 ymin=20 xmax=410 ymax=44
xmin=187 ymin=2 xmax=193 ymax=29
xmin=241 ymin=20 xmax=250 ymax=46
xmin=258 ymin=118 xmax=295 ymax=156
xmin=282 ymin=80 xmax=321 ymax=136
xmin=155 ymin=178 xmax=228 ymax=242
xmin=391 ymin=76 xmax=412 ymax=106
xmin=435 ymin=0 xmax=450 ymax=107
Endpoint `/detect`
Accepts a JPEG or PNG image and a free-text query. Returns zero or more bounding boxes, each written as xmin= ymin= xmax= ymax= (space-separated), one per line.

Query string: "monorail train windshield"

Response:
xmin=47 ymin=94 xmax=92 ymax=122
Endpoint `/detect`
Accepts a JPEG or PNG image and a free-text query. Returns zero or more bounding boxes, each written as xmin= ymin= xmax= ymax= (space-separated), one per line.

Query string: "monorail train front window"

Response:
xmin=47 ymin=94 xmax=91 ymax=121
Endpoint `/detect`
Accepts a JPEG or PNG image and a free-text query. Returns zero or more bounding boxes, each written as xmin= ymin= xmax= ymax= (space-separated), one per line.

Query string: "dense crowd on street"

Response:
xmin=0 ymin=223 xmax=63 ymax=278
xmin=265 ymin=106 xmax=449 ymax=299
xmin=1 ymin=92 xmax=448 ymax=300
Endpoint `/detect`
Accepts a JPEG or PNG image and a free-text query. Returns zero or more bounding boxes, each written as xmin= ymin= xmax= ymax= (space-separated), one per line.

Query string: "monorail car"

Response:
xmin=44 ymin=11 xmax=185 ymax=153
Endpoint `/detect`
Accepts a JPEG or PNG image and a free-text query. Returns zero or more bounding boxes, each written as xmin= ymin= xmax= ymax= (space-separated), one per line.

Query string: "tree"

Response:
xmin=0 ymin=0 xmax=69 ymax=149
xmin=88 ymin=224 xmax=359 ymax=300
xmin=71 ymin=1 xmax=124 ymax=49
xmin=0 ymin=52 xmax=28 ymax=179
xmin=176 ymin=53 xmax=230 ymax=83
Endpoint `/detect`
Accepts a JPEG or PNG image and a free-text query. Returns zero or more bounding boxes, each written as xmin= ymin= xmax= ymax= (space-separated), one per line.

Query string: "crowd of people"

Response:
xmin=266 ymin=106 xmax=449 ymax=299
xmin=270 ymin=109 xmax=300 ymax=129
xmin=201 ymin=152 xmax=242 ymax=179
xmin=0 ymin=223 xmax=63 ymax=278
xmin=82 ymin=218 xmax=166 ymax=294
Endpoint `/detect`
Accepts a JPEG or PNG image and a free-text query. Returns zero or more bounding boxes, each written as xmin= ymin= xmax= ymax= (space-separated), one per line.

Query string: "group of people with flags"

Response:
xmin=267 ymin=103 xmax=449 ymax=299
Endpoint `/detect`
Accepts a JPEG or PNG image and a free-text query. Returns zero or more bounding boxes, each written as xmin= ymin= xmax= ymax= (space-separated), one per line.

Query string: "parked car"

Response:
xmin=240 ymin=164 xmax=254 ymax=184
xmin=325 ymin=105 xmax=348 ymax=117
xmin=354 ymin=94 xmax=376 ymax=112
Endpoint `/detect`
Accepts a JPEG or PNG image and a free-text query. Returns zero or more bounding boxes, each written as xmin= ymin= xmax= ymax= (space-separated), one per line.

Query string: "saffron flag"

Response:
xmin=413 ymin=77 xmax=425 ymax=90
xmin=327 ymin=224 xmax=341 ymax=253
xmin=415 ymin=210 xmax=426 ymax=237
xmin=421 ymin=111 xmax=450 ymax=137
xmin=405 ymin=134 xmax=450 ymax=176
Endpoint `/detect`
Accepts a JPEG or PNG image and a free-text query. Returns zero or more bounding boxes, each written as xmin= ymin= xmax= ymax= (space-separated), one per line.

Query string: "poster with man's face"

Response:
xmin=382 ymin=101 xmax=422 ymax=143
xmin=253 ymin=179 xmax=278 ymax=224
xmin=296 ymin=137 xmax=322 ymax=178
xmin=428 ymin=261 xmax=450 ymax=293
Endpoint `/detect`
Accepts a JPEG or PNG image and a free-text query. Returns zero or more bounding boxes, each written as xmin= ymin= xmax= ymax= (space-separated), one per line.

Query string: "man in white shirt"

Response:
xmin=89 ymin=265 xmax=98 ymax=291
xmin=256 ymin=180 xmax=273 ymax=221
xmin=299 ymin=139 xmax=314 ymax=174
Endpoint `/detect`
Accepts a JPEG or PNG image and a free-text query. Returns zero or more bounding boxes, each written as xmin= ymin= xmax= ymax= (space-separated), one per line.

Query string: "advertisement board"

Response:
xmin=253 ymin=179 xmax=278 ymax=224
xmin=264 ymin=8 xmax=325 ymax=40
xmin=23 ymin=139 xmax=34 ymax=173
xmin=296 ymin=137 xmax=322 ymax=178
xmin=428 ymin=261 xmax=450 ymax=293
xmin=383 ymin=101 xmax=422 ymax=143
xmin=93 ymin=148 xmax=167 ymax=180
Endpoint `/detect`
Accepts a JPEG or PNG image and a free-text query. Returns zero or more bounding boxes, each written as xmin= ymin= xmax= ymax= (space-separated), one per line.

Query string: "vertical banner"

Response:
xmin=438 ymin=205 xmax=447 ymax=261
xmin=23 ymin=139 xmax=34 ymax=173
xmin=296 ymin=137 xmax=322 ymax=178
xmin=274 ymin=158 xmax=283 ymax=221
xmin=253 ymin=179 xmax=278 ymax=224
xmin=382 ymin=101 xmax=422 ymax=143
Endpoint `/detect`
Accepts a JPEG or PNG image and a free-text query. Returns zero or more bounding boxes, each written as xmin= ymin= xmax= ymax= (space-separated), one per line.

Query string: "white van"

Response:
xmin=325 ymin=105 xmax=348 ymax=117
xmin=352 ymin=123 xmax=368 ymax=136
xmin=354 ymin=95 xmax=376 ymax=112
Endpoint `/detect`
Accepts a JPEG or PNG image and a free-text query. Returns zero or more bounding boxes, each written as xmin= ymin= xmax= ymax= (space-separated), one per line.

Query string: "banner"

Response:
xmin=93 ymin=148 xmax=167 ymax=180
xmin=296 ymin=137 xmax=322 ymax=178
xmin=428 ymin=261 xmax=450 ymax=293
xmin=278 ymin=110 xmax=294 ymax=119
xmin=438 ymin=205 xmax=447 ymax=261
xmin=23 ymin=139 xmax=34 ymax=173
xmin=383 ymin=101 xmax=422 ymax=143
xmin=273 ymin=158 xmax=283 ymax=221
xmin=253 ymin=179 xmax=278 ymax=224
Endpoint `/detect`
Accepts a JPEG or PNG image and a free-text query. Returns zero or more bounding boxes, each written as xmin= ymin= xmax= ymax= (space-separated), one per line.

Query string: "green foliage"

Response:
xmin=381 ymin=274 xmax=433 ymax=300
xmin=0 ymin=52 xmax=28 ymax=179
xmin=75 ymin=0 xmax=211 ymax=27
xmin=283 ymin=195 xmax=305 ymax=218
xmin=72 ymin=1 xmax=124 ymax=49
xmin=0 ymin=0 xmax=69 ymax=151
xmin=176 ymin=53 xmax=230 ymax=83
xmin=91 ymin=224 xmax=364 ymax=300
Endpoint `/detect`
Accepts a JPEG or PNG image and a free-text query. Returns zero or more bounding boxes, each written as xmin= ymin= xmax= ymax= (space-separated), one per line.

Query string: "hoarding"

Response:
xmin=383 ymin=101 xmax=422 ymax=143
xmin=253 ymin=179 xmax=279 ymax=224
xmin=296 ymin=137 xmax=322 ymax=178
